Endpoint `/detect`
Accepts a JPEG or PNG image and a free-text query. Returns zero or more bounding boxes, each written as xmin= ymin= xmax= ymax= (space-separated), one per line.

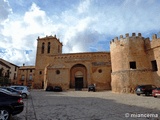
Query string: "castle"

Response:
xmin=17 ymin=33 xmax=160 ymax=93
xmin=110 ymin=33 xmax=160 ymax=93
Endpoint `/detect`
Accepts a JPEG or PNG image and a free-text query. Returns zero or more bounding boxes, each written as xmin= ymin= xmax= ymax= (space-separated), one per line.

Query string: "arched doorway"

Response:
xmin=70 ymin=64 xmax=87 ymax=90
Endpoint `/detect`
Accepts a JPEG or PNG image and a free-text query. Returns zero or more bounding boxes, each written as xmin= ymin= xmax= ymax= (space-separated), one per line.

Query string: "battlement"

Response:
xmin=37 ymin=34 xmax=63 ymax=45
xmin=152 ymin=34 xmax=157 ymax=39
xmin=147 ymin=34 xmax=160 ymax=50
xmin=37 ymin=35 xmax=57 ymax=40
xmin=110 ymin=33 xmax=143 ymax=45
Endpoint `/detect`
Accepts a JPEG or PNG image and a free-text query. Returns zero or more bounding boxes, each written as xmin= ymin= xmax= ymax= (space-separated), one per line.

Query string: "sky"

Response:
xmin=0 ymin=0 xmax=160 ymax=66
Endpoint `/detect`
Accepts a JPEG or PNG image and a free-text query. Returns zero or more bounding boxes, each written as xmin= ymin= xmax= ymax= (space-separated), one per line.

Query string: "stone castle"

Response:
xmin=17 ymin=33 xmax=160 ymax=93
xmin=110 ymin=33 xmax=160 ymax=93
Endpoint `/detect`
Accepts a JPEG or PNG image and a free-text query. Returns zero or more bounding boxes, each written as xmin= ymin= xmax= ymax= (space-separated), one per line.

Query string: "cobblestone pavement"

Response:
xmin=12 ymin=90 xmax=160 ymax=120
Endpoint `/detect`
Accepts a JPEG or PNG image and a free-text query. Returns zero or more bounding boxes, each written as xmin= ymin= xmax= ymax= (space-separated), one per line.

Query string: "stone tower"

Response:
xmin=34 ymin=35 xmax=63 ymax=88
xmin=110 ymin=33 xmax=154 ymax=93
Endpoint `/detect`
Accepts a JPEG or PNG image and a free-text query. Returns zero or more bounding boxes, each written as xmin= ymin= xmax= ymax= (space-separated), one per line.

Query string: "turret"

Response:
xmin=110 ymin=33 xmax=153 ymax=93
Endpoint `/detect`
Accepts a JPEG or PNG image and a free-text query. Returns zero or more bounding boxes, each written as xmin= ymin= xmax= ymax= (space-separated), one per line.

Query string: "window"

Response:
xmin=56 ymin=70 xmax=60 ymax=74
xmin=58 ymin=45 xmax=60 ymax=53
xmin=29 ymin=74 xmax=32 ymax=80
xmin=39 ymin=71 xmax=42 ymax=75
xmin=48 ymin=42 xmax=50 ymax=53
xmin=15 ymin=66 xmax=17 ymax=71
xmin=14 ymin=73 xmax=16 ymax=80
xmin=41 ymin=42 xmax=45 ymax=54
xmin=30 ymin=69 xmax=32 ymax=72
xmin=130 ymin=61 xmax=136 ymax=69
xmin=98 ymin=69 xmax=102 ymax=73
xmin=151 ymin=60 xmax=158 ymax=71
xmin=21 ymin=75 xmax=25 ymax=80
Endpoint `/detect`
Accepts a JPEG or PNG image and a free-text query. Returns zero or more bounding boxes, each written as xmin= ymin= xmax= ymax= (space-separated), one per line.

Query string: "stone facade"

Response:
xmin=34 ymin=35 xmax=111 ymax=91
xmin=110 ymin=33 xmax=160 ymax=93
xmin=16 ymin=32 xmax=160 ymax=93
xmin=17 ymin=65 xmax=35 ymax=87
xmin=0 ymin=58 xmax=19 ymax=85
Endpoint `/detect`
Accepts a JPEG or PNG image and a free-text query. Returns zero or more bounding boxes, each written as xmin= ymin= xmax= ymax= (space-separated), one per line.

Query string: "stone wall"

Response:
xmin=43 ymin=52 xmax=111 ymax=90
xmin=110 ymin=33 xmax=155 ymax=93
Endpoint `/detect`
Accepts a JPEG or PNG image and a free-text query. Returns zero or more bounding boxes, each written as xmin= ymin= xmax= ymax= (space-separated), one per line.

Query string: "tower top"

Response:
xmin=37 ymin=35 xmax=63 ymax=46
xmin=110 ymin=33 xmax=143 ymax=44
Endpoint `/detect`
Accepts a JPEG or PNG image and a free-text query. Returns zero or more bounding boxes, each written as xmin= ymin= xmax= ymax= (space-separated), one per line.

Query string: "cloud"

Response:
xmin=0 ymin=0 xmax=12 ymax=22
xmin=0 ymin=2 xmax=51 ymax=65
xmin=0 ymin=0 xmax=160 ymax=66
xmin=77 ymin=0 xmax=91 ymax=14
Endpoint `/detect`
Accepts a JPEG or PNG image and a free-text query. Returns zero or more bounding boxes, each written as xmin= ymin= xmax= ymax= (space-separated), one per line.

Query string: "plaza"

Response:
xmin=13 ymin=90 xmax=160 ymax=120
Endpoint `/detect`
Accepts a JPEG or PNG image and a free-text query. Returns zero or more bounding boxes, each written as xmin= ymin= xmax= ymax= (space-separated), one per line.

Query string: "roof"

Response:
xmin=0 ymin=58 xmax=19 ymax=67
xmin=0 ymin=61 xmax=11 ymax=69
xmin=19 ymin=66 xmax=35 ymax=70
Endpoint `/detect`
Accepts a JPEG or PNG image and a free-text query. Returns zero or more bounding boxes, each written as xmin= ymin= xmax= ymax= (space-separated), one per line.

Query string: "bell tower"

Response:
xmin=34 ymin=35 xmax=63 ymax=88
xmin=36 ymin=35 xmax=62 ymax=56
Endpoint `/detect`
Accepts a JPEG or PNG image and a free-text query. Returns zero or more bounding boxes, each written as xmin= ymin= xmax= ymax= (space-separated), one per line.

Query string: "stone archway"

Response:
xmin=70 ymin=64 xmax=87 ymax=90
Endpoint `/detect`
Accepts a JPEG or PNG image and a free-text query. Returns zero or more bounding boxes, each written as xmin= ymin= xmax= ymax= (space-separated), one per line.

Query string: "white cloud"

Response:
xmin=0 ymin=2 xmax=53 ymax=65
xmin=0 ymin=0 xmax=160 ymax=66
xmin=77 ymin=0 xmax=91 ymax=14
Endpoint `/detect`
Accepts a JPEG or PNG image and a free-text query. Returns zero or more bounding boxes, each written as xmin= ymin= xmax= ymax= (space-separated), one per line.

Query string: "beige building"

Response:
xmin=0 ymin=58 xmax=19 ymax=85
xmin=110 ymin=33 xmax=160 ymax=93
xmin=33 ymin=35 xmax=111 ymax=90
xmin=16 ymin=32 xmax=160 ymax=93
xmin=17 ymin=65 xmax=35 ymax=87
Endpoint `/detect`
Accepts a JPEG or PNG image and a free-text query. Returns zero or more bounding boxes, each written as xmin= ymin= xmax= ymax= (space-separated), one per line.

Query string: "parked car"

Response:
xmin=88 ymin=84 xmax=96 ymax=92
xmin=46 ymin=86 xmax=62 ymax=92
xmin=46 ymin=86 xmax=54 ymax=91
xmin=1 ymin=87 xmax=22 ymax=96
xmin=10 ymin=86 xmax=30 ymax=98
xmin=0 ymin=90 xmax=24 ymax=120
xmin=135 ymin=85 xmax=157 ymax=96
xmin=53 ymin=86 xmax=62 ymax=92
xmin=152 ymin=87 xmax=160 ymax=98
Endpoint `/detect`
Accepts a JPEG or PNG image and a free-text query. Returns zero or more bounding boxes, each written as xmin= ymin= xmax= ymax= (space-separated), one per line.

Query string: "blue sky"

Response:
xmin=0 ymin=0 xmax=160 ymax=66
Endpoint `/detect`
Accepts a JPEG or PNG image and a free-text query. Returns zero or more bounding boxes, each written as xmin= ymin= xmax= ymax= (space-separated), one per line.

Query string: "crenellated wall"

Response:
xmin=34 ymin=33 xmax=160 ymax=92
xmin=110 ymin=33 xmax=155 ymax=93
xmin=146 ymin=34 xmax=160 ymax=87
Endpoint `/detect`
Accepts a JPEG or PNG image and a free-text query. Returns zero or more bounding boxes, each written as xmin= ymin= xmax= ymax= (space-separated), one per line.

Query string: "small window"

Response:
xmin=42 ymin=43 xmax=45 ymax=54
xmin=15 ymin=87 xmax=23 ymax=90
xmin=98 ymin=69 xmax=102 ymax=73
xmin=30 ymin=69 xmax=32 ymax=72
xmin=48 ymin=42 xmax=50 ymax=53
xmin=21 ymin=75 xmax=25 ymax=80
xmin=29 ymin=74 xmax=32 ymax=80
xmin=56 ymin=70 xmax=60 ymax=74
xmin=14 ymin=73 xmax=16 ymax=80
xmin=151 ymin=60 xmax=158 ymax=71
xmin=58 ymin=45 xmax=60 ymax=53
xmin=39 ymin=71 xmax=42 ymax=75
xmin=130 ymin=61 xmax=136 ymax=69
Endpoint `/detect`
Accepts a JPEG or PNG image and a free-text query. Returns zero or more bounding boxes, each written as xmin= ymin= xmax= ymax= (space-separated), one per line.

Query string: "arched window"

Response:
xmin=48 ymin=42 xmax=50 ymax=53
xmin=41 ymin=42 xmax=45 ymax=54
xmin=58 ymin=45 xmax=60 ymax=53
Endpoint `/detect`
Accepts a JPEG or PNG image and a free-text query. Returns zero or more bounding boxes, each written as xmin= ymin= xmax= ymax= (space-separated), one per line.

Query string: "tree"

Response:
xmin=0 ymin=68 xmax=4 ymax=77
